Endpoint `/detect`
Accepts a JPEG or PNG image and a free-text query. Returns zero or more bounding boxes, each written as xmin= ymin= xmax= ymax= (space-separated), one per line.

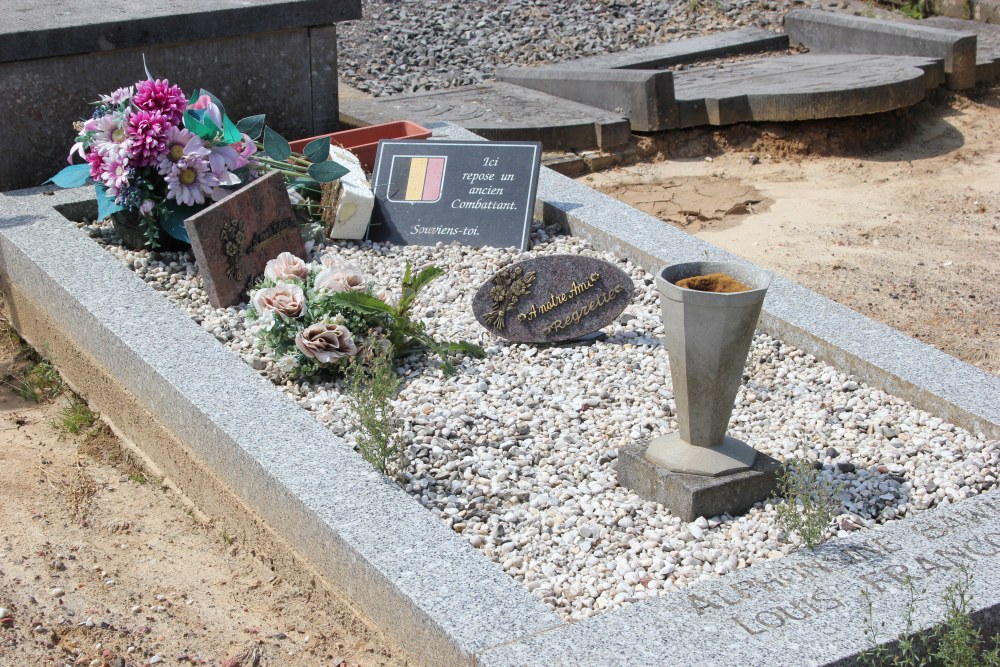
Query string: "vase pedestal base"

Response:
xmin=644 ymin=432 xmax=759 ymax=477
xmin=617 ymin=438 xmax=780 ymax=521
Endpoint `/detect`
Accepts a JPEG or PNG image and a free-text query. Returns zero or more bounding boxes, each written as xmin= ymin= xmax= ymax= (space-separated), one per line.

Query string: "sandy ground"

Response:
xmin=584 ymin=85 xmax=1000 ymax=376
xmin=0 ymin=329 xmax=405 ymax=666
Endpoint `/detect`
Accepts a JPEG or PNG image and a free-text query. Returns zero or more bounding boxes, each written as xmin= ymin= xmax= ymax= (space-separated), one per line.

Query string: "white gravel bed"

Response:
xmin=81 ymin=219 xmax=999 ymax=621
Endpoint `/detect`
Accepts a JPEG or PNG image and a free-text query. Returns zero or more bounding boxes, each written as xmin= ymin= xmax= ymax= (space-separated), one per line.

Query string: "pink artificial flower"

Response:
xmin=139 ymin=199 xmax=155 ymax=217
xmin=188 ymin=94 xmax=223 ymax=129
xmin=238 ymin=133 xmax=258 ymax=161
xmin=165 ymin=154 xmax=219 ymax=207
xmin=94 ymin=147 xmax=131 ymax=199
xmin=264 ymin=252 xmax=309 ymax=282
xmin=133 ymin=79 xmax=187 ymax=126
xmin=157 ymin=126 xmax=208 ymax=174
xmin=100 ymin=86 xmax=134 ymax=107
xmin=295 ymin=322 xmax=358 ymax=364
xmin=127 ymin=110 xmax=172 ymax=167
xmin=314 ymin=267 xmax=366 ymax=293
xmin=85 ymin=148 xmax=104 ymax=180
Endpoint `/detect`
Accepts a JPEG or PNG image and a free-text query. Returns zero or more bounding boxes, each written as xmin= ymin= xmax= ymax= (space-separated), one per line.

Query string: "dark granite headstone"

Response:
xmin=184 ymin=171 xmax=305 ymax=308
xmin=369 ymin=140 xmax=541 ymax=251
xmin=473 ymin=255 xmax=634 ymax=343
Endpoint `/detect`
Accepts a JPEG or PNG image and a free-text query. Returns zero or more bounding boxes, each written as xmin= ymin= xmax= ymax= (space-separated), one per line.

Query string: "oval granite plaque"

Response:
xmin=473 ymin=255 xmax=634 ymax=343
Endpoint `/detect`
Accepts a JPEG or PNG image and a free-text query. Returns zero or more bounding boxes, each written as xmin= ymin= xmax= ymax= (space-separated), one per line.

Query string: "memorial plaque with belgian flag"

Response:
xmin=368 ymin=140 xmax=541 ymax=251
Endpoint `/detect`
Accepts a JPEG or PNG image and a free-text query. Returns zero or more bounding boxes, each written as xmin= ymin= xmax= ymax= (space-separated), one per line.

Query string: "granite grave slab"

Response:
xmin=497 ymin=68 xmax=678 ymax=132
xmin=472 ymin=255 xmax=634 ymax=343
xmin=369 ymin=140 xmax=541 ymax=250
xmin=3 ymin=123 xmax=1000 ymax=666
xmin=339 ymin=82 xmax=630 ymax=152
xmin=672 ymin=53 xmax=937 ymax=127
xmin=924 ymin=16 xmax=1000 ymax=82
xmin=784 ymin=9 xmax=978 ymax=90
xmin=184 ymin=172 xmax=305 ymax=308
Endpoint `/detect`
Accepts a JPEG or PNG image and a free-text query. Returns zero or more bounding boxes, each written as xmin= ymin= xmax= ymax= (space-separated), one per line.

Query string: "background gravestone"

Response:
xmin=0 ymin=0 xmax=361 ymax=192
xmin=473 ymin=255 xmax=634 ymax=343
xmin=184 ymin=172 xmax=305 ymax=308
xmin=369 ymin=140 xmax=541 ymax=251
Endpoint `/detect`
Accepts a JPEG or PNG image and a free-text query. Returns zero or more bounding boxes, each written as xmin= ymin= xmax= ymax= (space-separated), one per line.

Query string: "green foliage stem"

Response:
xmin=775 ymin=459 xmax=840 ymax=549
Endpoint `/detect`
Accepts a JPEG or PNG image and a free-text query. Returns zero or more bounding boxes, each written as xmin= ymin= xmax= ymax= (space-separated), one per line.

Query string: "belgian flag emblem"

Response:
xmin=387 ymin=156 xmax=447 ymax=203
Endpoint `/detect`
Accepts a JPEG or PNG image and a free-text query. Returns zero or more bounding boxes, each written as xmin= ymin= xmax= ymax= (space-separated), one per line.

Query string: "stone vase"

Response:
xmin=646 ymin=261 xmax=770 ymax=476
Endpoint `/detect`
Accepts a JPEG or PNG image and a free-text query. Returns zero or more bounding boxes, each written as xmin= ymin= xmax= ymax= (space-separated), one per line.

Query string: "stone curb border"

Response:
xmin=1 ymin=121 xmax=998 ymax=666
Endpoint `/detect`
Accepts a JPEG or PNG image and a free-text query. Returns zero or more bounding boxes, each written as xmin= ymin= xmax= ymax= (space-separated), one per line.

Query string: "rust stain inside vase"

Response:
xmin=675 ymin=273 xmax=751 ymax=293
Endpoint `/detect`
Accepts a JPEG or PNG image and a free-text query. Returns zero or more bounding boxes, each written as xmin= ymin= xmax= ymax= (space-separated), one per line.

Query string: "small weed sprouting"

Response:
xmin=861 ymin=566 xmax=1000 ymax=667
xmin=9 ymin=359 xmax=65 ymax=403
xmin=899 ymin=0 xmax=928 ymax=19
xmin=933 ymin=569 xmax=1000 ymax=667
xmin=56 ymin=395 xmax=98 ymax=434
xmin=345 ymin=345 xmax=407 ymax=479
xmin=128 ymin=473 xmax=148 ymax=485
xmin=775 ymin=459 xmax=840 ymax=549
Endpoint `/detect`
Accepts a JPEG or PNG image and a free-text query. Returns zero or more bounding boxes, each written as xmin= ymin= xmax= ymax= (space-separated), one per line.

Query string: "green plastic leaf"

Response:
xmin=236 ymin=114 xmax=266 ymax=139
xmin=46 ymin=164 xmax=92 ymax=189
xmin=183 ymin=110 xmax=214 ymax=140
xmin=263 ymin=126 xmax=291 ymax=162
xmin=200 ymin=90 xmax=226 ymax=115
xmin=221 ymin=114 xmax=242 ymax=144
xmin=303 ymin=137 xmax=331 ymax=164
xmin=307 ymin=159 xmax=349 ymax=183
xmin=95 ymin=185 xmax=124 ymax=220
xmin=201 ymin=114 xmax=221 ymax=139
xmin=325 ymin=291 xmax=396 ymax=316
xmin=159 ymin=205 xmax=198 ymax=243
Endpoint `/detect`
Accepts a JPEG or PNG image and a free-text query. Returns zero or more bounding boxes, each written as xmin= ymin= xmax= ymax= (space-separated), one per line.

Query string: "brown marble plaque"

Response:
xmin=184 ymin=171 xmax=305 ymax=308
xmin=473 ymin=255 xmax=634 ymax=343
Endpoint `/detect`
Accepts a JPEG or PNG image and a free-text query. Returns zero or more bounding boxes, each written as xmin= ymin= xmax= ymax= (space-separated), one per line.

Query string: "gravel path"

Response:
xmin=80 ymin=219 xmax=999 ymax=621
xmin=338 ymin=0 xmax=793 ymax=97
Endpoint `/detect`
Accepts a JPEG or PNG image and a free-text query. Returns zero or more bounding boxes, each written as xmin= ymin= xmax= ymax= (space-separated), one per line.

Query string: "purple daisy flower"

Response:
xmin=94 ymin=146 xmax=131 ymax=200
xmin=165 ymin=154 xmax=219 ymax=207
xmin=100 ymin=86 xmax=134 ymax=107
xmin=133 ymin=79 xmax=188 ymax=126
xmin=127 ymin=110 xmax=172 ymax=167
xmin=157 ymin=126 xmax=209 ymax=175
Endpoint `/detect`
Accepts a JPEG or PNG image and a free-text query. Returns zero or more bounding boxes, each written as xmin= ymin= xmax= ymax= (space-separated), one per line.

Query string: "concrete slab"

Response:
xmin=547 ymin=28 xmax=788 ymax=71
xmin=340 ymin=82 xmax=631 ymax=151
xmin=925 ymin=16 xmax=1000 ymax=81
xmin=497 ymin=68 xmax=678 ymax=131
xmin=784 ymin=9 xmax=978 ymax=90
xmin=671 ymin=54 xmax=935 ymax=127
